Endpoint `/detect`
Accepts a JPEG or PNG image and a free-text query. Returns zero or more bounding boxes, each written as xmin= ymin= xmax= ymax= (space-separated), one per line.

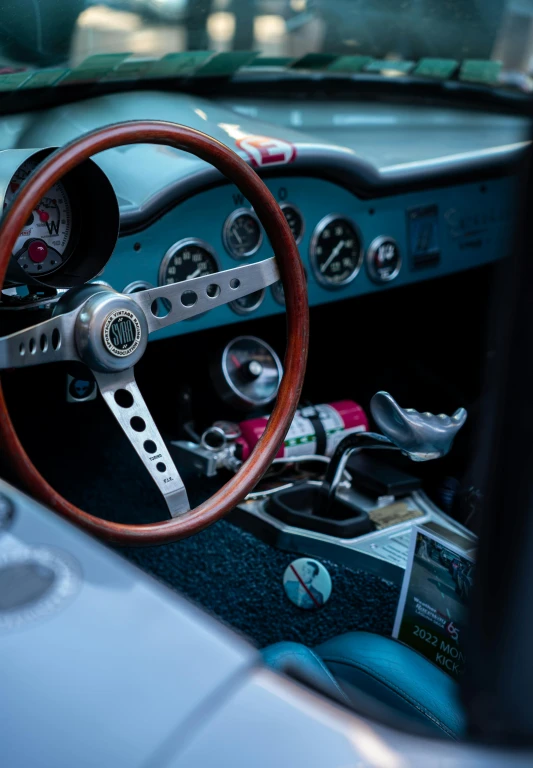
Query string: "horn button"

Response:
xmin=75 ymin=291 xmax=149 ymax=372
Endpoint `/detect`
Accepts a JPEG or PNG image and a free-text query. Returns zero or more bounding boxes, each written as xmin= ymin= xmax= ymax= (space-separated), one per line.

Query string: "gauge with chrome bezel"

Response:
xmin=310 ymin=214 xmax=363 ymax=288
xmin=271 ymin=265 xmax=307 ymax=306
xmin=229 ymin=288 xmax=265 ymax=315
xmin=0 ymin=148 xmax=119 ymax=291
xmin=223 ymin=208 xmax=262 ymax=259
xmin=280 ymin=202 xmax=304 ymax=244
xmin=211 ymin=335 xmax=283 ymax=410
xmin=4 ymin=159 xmax=73 ymax=278
xmin=366 ymin=236 xmax=402 ymax=283
xmin=159 ymin=238 xmax=220 ymax=286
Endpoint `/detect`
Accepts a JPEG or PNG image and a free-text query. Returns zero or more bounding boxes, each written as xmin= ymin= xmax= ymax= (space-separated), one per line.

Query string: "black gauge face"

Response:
xmin=218 ymin=336 xmax=283 ymax=409
xmin=271 ymin=266 xmax=307 ymax=306
xmin=271 ymin=280 xmax=285 ymax=306
xmin=5 ymin=159 xmax=73 ymax=277
xmin=281 ymin=204 xmax=304 ymax=244
xmin=229 ymin=288 xmax=265 ymax=315
xmin=223 ymin=210 xmax=262 ymax=259
xmin=366 ymin=237 xmax=401 ymax=283
xmin=159 ymin=239 xmax=219 ymax=286
xmin=311 ymin=216 xmax=362 ymax=287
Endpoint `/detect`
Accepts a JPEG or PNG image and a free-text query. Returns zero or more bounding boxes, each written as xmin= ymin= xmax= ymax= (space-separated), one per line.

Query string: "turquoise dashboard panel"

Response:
xmin=100 ymin=175 xmax=515 ymax=341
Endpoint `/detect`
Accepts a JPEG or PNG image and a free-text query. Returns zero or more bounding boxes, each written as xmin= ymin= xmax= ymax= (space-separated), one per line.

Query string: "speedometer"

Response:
xmin=159 ymin=238 xmax=220 ymax=285
xmin=4 ymin=159 xmax=73 ymax=277
xmin=310 ymin=214 xmax=362 ymax=288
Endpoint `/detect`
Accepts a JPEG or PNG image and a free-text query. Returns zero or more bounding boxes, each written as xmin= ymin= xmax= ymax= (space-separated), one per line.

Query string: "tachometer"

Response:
xmin=310 ymin=214 xmax=362 ymax=288
xmin=159 ymin=239 xmax=219 ymax=286
xmin=5 ymin=159 xmax=73 ymax=277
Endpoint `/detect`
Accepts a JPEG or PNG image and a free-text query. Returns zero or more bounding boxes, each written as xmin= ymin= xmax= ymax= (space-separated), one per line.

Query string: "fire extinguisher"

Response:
xmin=237 ymin=400 xmax=368 ymax=461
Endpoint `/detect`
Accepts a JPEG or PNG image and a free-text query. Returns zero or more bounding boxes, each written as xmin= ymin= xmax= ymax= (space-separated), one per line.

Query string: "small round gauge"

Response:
xmin=223 ymin=209 xmax=262 ymax=259
xmin=271 ymin=266 xmax=308 ymax=306
xmin=280 ymin=203 xmax=304 ymax=244
xmin=229 ymin=288 xmax=265 ymax=315
xmin=159 ymin=238 xmax=219 ymax=286
xmin=123 ymin=280 xmax=154 ymax=295
xmin=5 ymin=158 xmax=73 ymax=277
xmin=213 ymin=336 xmax=283 ymax=410
xmin=310 ymin=214 xmax=362 ymax=288
xmin=366 ymin=236 xmax=402 ymax=283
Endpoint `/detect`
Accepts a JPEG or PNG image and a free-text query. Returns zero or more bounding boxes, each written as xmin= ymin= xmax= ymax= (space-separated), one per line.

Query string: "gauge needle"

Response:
xmin=187 ymin=268 xmax=202 ymax=279
xmin=232 ymin=226 xmax=243 ymax=245
xmin=320 ymin=240 xmax=345 ymax=273
xmin=231 ymin=354 xmax=242 ymax=368
xmin=35 ymin=208 xmax=49 ymax=222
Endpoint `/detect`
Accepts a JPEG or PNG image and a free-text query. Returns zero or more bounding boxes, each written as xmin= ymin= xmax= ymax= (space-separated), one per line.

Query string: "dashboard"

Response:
xmin=0 ymin=90 xmax=527 ymax=340
xmin=104 ymin=173 xmax=515 ymax=341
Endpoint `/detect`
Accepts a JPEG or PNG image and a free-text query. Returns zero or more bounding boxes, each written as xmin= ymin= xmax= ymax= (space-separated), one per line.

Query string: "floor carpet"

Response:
xmin=120 ymin=519 xmax=400 ymax=648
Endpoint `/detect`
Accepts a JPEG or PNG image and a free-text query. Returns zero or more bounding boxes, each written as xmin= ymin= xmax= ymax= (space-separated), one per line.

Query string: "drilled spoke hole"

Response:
xmin=143 ymin=439 xmax=157 ymax=454
xmin=156 ymin=462 xmax=167 ymax=473
xmin=51 ymin=328 xmax=61 ymax=350
xmin=230 ymin=278 xmax=240 ymax=289
xmin=130 ymin=416 xmax=146 ymax=432
xmin=40 ymin=334 xmax=48 ymax=352
xmin=181 ymin=290 xmax=197 ymax=307
xmin=151 ymin=298 xmax=171 ymax=318
xmin=206 ymin=284 xmax=220 ymax=298
xmin=29 ymin=338 xmax=36 ymax=355
xmin=19 ymin=343 xmax=25 ymax=356
xmin=114 ymin=389 xmax=134 ymax=408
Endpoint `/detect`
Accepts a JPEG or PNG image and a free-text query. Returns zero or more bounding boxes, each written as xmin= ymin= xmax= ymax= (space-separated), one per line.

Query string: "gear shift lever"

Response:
xmin=316 ymin=392 xmax=467 ymax=517
xmin=370 ymin=391 xmax=467 ymax=461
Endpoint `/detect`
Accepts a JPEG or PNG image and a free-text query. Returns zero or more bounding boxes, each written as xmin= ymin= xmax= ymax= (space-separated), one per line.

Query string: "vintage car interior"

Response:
xmin=1 ymin=1 xmax=533 ymax=765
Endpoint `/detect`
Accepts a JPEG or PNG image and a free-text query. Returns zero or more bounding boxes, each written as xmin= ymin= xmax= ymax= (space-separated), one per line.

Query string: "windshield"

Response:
xmin=0 ymin=0 xmax=530 ymax=89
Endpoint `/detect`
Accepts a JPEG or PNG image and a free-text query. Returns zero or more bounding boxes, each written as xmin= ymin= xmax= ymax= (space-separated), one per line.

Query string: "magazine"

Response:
xmin=392 ymin=525 xmax=476 ymax=680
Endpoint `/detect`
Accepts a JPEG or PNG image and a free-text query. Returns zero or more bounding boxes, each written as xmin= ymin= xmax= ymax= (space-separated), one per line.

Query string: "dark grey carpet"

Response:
xmin=8 ymin=391 xmax=400 ymax=649
xmin=120 ymin=520 xmax=400 ymax=648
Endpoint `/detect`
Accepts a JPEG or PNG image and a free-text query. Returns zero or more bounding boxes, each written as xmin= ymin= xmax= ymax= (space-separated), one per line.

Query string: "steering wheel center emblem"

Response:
xmin=102 ymin=309 xmax=142 ymax=357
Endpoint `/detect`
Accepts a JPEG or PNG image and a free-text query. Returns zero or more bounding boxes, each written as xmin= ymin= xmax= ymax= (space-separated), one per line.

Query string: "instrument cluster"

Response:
xmin=151 ymin=197 xmax=402 ymax=318
xmin=98 ymin=168 xmax=512 ymax=347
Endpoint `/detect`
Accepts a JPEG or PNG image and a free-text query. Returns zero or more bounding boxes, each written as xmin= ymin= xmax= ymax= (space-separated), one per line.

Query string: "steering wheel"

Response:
xmin=0 ymin=121 xmax=309 ymax=544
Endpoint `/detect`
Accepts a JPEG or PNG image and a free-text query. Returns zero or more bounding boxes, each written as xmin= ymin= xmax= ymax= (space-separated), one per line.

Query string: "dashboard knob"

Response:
xmin=242 ymin=359 xmax=263 ymax=380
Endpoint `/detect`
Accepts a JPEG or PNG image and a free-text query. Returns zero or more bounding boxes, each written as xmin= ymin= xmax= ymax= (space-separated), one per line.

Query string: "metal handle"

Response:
xmin=317 ymin=392 xmax=467 ymax=517
xmin=370 ymin=391 xmax=467 ymax=462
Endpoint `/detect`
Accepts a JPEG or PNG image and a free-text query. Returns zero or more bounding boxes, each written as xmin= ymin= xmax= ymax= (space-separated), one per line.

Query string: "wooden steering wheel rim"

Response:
xmin=0 ymin=120 xmax=309 ymax=545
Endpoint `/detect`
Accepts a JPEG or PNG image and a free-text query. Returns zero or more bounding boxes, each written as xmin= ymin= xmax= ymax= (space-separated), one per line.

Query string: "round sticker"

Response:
xmin=102 ymin=309 xmax=142 ymax=358
xmin=283 ymin=558 xmax=332 ymax=610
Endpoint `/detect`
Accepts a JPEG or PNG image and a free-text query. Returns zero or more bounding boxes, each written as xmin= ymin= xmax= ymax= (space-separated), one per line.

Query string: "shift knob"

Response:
xmin=370 ymin=391 xmax=467 ymax=462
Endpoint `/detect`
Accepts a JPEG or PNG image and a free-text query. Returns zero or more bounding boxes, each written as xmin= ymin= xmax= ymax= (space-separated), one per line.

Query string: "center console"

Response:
xmin=170 ymin=366 xmax=476 ymax=584
xmin=233 ymin=488 xmax=474 ymax=585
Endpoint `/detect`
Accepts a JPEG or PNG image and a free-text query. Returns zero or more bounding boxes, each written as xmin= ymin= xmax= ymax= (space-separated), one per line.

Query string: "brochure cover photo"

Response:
xmin=392 ymin=526 xmax=475 ymax=680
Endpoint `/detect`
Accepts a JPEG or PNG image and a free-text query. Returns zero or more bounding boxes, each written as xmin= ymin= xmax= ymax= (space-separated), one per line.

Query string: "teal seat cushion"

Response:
xmin=263 ymin=631 xmax=464 ymax=740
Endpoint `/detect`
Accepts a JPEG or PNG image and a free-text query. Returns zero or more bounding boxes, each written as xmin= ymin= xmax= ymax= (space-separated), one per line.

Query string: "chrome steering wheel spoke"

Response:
xmin=131 ymin=257 xmax=280 ymax=332
xmin=93 ymin=368 xmax=190 ymax=518
xmin=0 ymin=309 xmax=80 ymax=370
